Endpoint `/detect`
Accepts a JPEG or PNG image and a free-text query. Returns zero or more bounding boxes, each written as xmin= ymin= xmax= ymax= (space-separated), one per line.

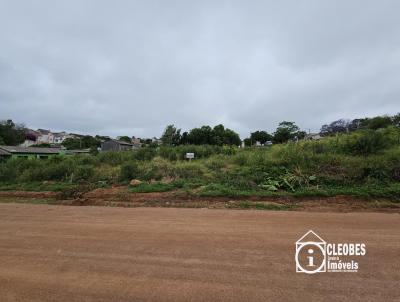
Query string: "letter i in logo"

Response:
xmin=307 ymin=248 xmax=315 ymax=267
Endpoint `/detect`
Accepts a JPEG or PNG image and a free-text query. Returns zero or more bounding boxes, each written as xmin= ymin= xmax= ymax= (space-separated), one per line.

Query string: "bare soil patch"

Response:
xmin=1 ymin=187 xmax=399 ymax=212
xmin=69 ymin=187 xmax=400 ymax=212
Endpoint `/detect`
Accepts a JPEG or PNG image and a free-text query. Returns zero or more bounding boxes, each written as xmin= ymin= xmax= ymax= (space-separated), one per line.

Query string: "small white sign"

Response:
xmin=185 ymin=152 xmax=194 ymax=159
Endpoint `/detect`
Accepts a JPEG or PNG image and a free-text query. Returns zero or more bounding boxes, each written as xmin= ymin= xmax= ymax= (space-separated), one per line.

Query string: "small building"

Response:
xmin=101 ymin=139 xmax=137 ymax=152
xmin=305 ymin=133 xmax=322 ymax=141
xmin=152 ymin=137 xmax=163 ymax=145
xmin=36 ymin=129 xmax=54 ymax=144
xmin=254 ymin=140 xmax=273 ymax=147
xmin=0 ymin=148 xmax=11 ymax=158
xmin=20 ymin=139 xmax=37 ymax=147
xmin=132 ymin=137 xmax=142 ymax=148
xmin=0 ymin=146 xmax=63 ymax=159
xmin=53 ymin=131 xmax=71 ymax=144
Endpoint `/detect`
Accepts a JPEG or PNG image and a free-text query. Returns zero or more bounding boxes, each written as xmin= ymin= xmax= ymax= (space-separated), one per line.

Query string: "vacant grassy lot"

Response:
xmin=1 ymin=127 xmax=400 ymax=202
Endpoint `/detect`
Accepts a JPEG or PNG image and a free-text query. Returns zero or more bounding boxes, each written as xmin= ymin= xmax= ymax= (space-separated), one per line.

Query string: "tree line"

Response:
xmin=161 ymin=121 xmax=307 ymax=146
xmin=320 ymin=113 xmax=400 ymax=136
xmin=161 ymin=124 xmax=241 ymax=146
xmin=1 ymin=113 xmax=399 ymax=148
xmin=162 ymin=113 xmax=400 ymax=146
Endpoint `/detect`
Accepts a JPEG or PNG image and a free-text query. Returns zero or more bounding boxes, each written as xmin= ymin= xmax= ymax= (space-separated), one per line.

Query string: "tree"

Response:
xmin=273 ymin=121 xmax=300 ymax=143
xmin=212 ymin=124 xmax=225 ymax=145
xmin=297 ymin=131 xmax=307 ymax=140
xmin=118 ymin=136 xmax=132 ymax=143
xmin=0 ymin=119 xmax=25 ymax=145
xmin=250 ymin=131 xmax=272 ymax=145
xmin=161 ymin=125 xmax=181 ymax=146
xmin=393 ymin=113 xmax=400 ymax=127
xmin=180 ymin=132 xmax=189 ymax=144
xmin=223 ymin=128 xmax=241 ymax=146
xmin=62 ymin=136 xmax=101 ymax=150
xmin=185 ymin=124 xmax=241 ymax=146
xmin=348 ymin=118 xmax=366 ymax=132
xmin=187 ymin=126 xmax=213 ymax=145
xmin=320 ymin=119 xmax=349 ymax=136
xmin=243 ymin=138 xmax=251 ymax=147
xmin=365 ymin=116 xmax=393 ymax=130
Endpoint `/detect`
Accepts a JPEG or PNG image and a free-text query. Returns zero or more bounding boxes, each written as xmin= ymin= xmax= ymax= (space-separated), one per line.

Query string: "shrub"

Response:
xmin=133 ymin=148 xmax=157 ymax=161
xmin=93 ymin=165 xmax=120 ymax=183
xmin=204 ymin=155 xmax=227 ymax=170
xmin=172 ymin=162 xmax=206 ymax=179
xmin=341 ymin=131 xmax=387 ymax=156
xmin=43 ymin=161 xmax=73 ymax=181
xmin=97 ymin=151 xmax=133 ymax=165
xmin=136 ymin=162 xmax=160 ymax=181
xmin=74 ymin=165 xmax=95 ymax=181
xmin=119 ymin=161 xmax=140 ymax=181
xmin=233 ymin=152 xmax=249 ymax=166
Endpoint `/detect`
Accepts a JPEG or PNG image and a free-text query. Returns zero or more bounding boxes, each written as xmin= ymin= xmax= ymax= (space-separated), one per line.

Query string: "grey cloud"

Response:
xmin=0 ymin=0 xmax=399 ymax=138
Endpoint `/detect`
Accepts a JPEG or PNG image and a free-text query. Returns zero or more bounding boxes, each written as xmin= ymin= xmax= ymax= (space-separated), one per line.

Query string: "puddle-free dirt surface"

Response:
xmin=0 ymin=203 xmax=399 ymax=301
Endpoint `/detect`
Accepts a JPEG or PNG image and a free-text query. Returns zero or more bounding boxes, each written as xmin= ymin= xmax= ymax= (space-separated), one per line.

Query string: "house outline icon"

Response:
xmin=295 ymin=230 xmax=327 ymax=274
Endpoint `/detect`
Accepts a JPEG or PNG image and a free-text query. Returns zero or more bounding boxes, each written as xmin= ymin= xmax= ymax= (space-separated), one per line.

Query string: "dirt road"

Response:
xmin=0 ymin=203 xmax=399 ymax=301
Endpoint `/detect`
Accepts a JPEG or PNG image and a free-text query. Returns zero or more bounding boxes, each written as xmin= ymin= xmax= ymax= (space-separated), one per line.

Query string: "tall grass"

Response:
xmin=0 ymin=129 xmax=399 ymax=198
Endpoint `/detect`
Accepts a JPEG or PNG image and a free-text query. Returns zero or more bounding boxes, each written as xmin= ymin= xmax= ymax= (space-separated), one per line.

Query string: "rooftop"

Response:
xmin=37 ymin=129 xmax=51 ymax=135
xmin=0 ymin=148 xmax=11 ymax=155
xmin=108 ymin=139 xmax=133 ymax=146
xmin=0 ymin=145 xmax=61 ymax=154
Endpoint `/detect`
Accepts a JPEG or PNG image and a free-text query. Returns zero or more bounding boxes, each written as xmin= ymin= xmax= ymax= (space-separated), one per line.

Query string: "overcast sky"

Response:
xmin=1 ymin=1 xmax=399 ymax=138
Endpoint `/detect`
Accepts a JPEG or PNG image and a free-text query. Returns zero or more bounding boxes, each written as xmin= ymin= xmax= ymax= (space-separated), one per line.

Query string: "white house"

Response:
xmin=53 ymin=132 xmax=71 ymax=144
xmin=36 ymin=129 xmax=54 ymax=144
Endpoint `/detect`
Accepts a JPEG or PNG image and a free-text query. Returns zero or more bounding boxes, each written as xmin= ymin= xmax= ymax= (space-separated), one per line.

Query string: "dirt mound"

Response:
xmin=1 ymin=187 xmax=399 ymax=212
xmin=69 ymin=187 xmax=400 ymax=212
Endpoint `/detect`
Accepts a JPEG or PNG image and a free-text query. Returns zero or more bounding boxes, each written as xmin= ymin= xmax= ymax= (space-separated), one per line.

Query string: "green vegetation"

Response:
xmin=0 ymin=119 xmax=25 ymax=145
xmin=161 ymin=124 xmax=241 ymax=146
xmin=1 ymin=115 xmax=400 ymax=202
xmin=130 ymin=181 xmax=185 ymax=193
xmin=62 ymin=135 xmax=101 ymax=152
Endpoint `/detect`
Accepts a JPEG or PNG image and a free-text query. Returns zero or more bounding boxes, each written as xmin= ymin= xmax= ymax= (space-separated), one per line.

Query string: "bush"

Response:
xmin=341 ymin=131 xmax=387 ymax=156
xmin=97 ymin=151 xmax=133 ymax=165
xmin=204 ymin=155 xmax=228 ymax=170
xmin=93 ymin=165 xmax=120 ymax=183
xmin=120 ymin=161 xmax=140 ymax=181
xmin=74 ymin=165 xmax=95 ymax=181
xmin=133 ymin=148 xmax=157 ymax=161
xmin=172 ymin=162 xmax=206 ymax=179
